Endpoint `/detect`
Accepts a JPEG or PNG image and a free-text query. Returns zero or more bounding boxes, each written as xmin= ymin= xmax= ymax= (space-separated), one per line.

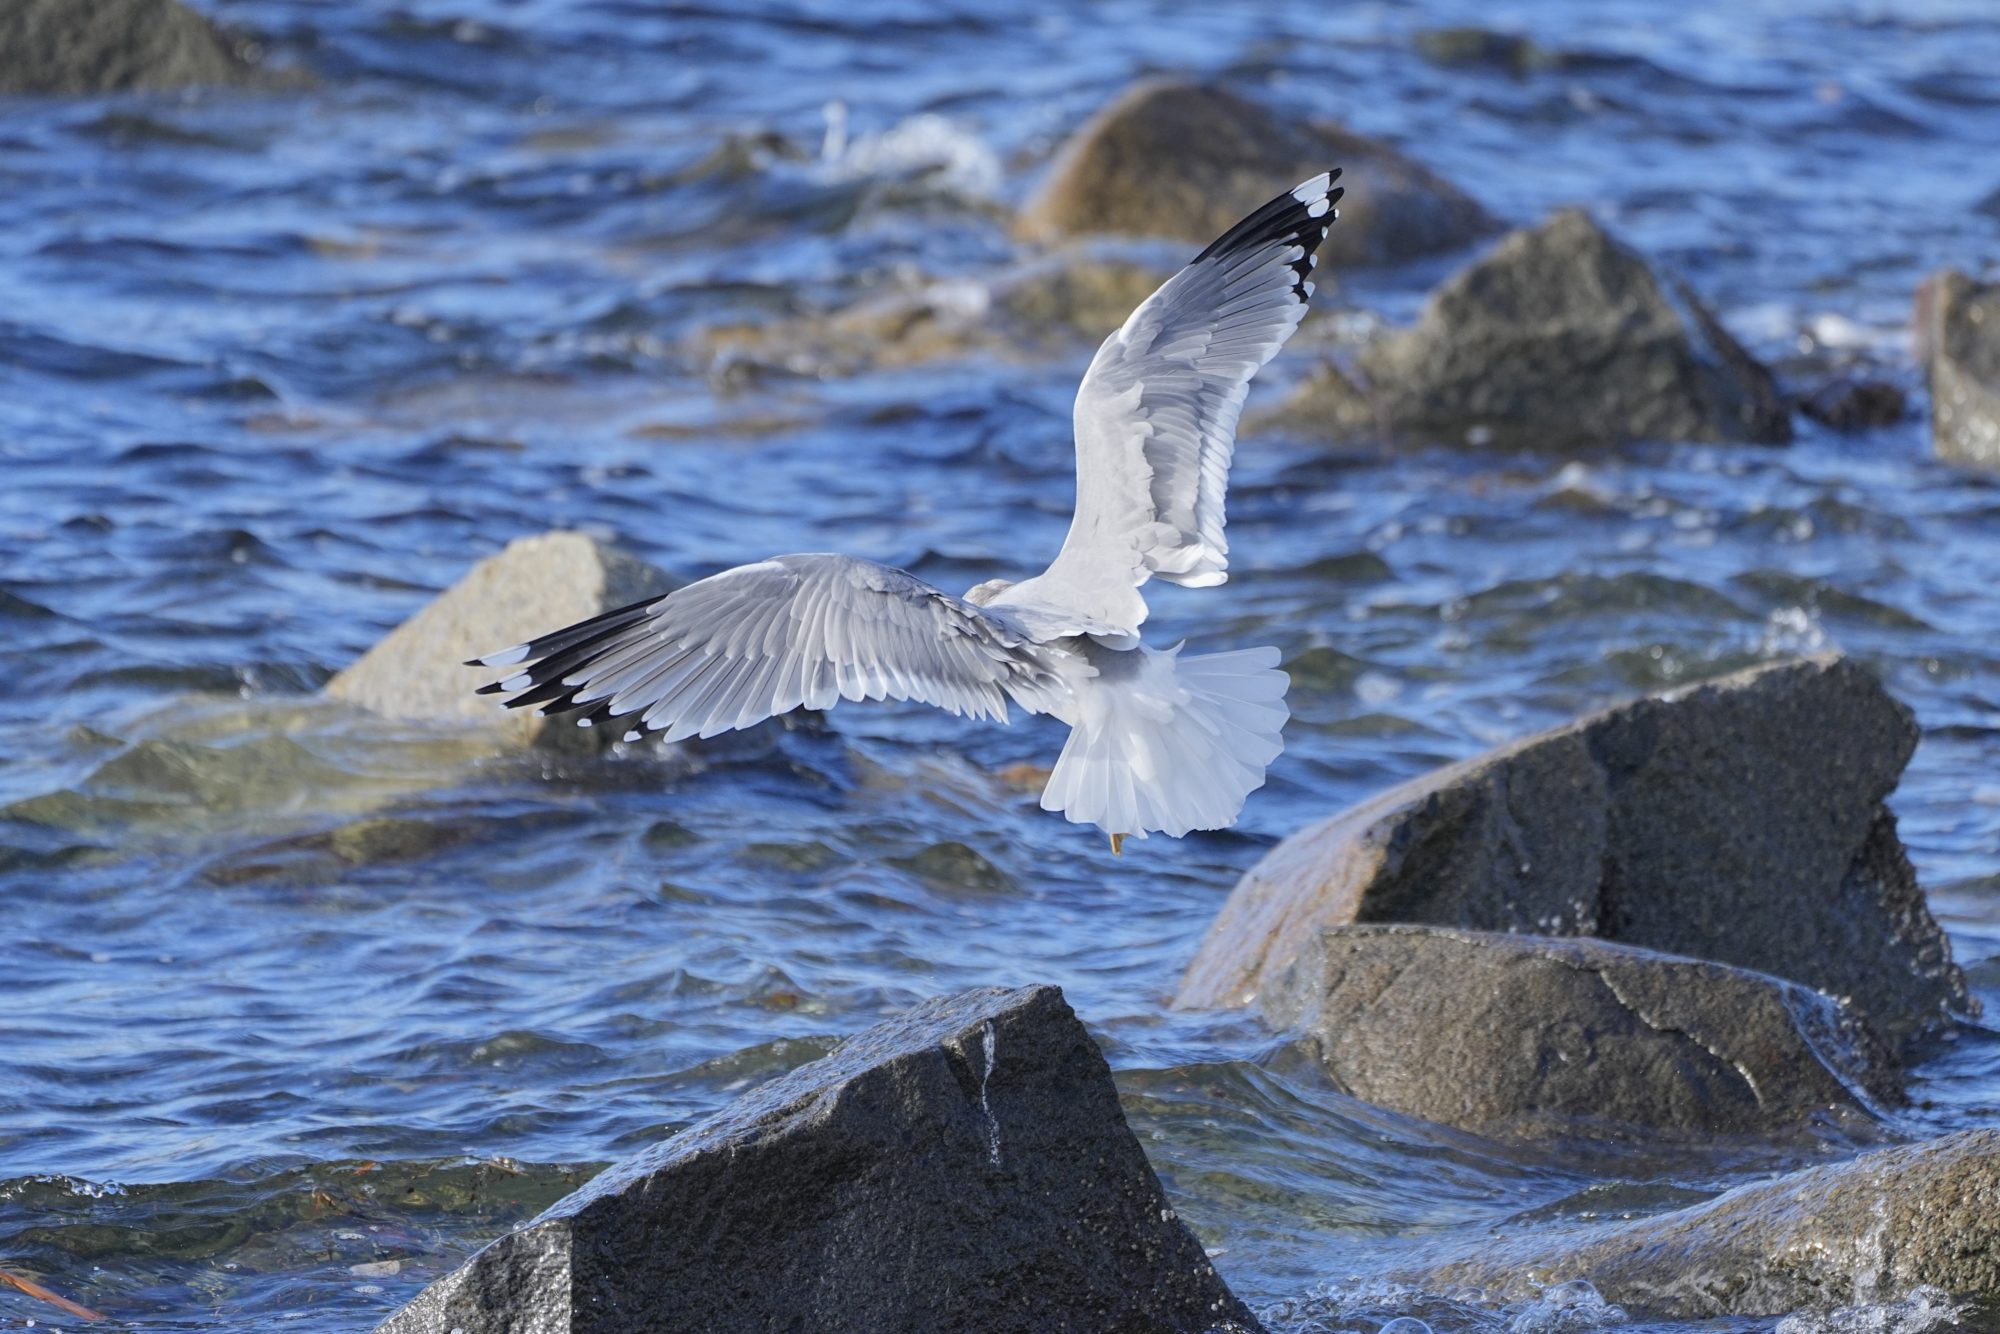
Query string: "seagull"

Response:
xmin=471 ymin=170 xmax=1343 ymax=852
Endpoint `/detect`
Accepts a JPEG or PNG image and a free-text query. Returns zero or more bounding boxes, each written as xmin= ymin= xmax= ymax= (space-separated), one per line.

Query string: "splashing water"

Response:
xmin=1776 ymin=1287 xmax=1967 ymax=1334
xmin=1258 ymin=1278 xmax=1625 ymax=1334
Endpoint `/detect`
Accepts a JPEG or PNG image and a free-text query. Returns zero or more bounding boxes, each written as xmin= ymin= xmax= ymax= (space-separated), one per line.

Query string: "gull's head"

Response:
xmin=963 ymin=578 xmax=1013 ymax=607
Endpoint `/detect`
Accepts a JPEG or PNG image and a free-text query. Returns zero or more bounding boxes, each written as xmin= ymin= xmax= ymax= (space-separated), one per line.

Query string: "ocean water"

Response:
xmin=3 ymin=1 xmax=2000 ymax=1329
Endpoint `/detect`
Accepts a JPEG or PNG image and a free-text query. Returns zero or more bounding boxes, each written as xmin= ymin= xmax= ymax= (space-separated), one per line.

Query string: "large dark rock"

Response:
xmin=327 ymin=532 xmax=675 ymax=751
xmin=377 ymin=985 xmax=1260 ymax=1334
xmin=1017 ymin=81 xmax=1494 ymax=268
xmin=1179 ymin=656 xmax=1971 ymax=1050
xmin=1265 ymin=209 xmax=1792 ymax=450
xmin=0 ymin=0 xmax=257 ymax=95
xmin=1399 ymin=1129 xmax=2000 ymax=1316
xmin=1265 ymin=925 xmax=1897 ymax=1140
xmin=1916 ymin=269 xmax=2000 ymax=471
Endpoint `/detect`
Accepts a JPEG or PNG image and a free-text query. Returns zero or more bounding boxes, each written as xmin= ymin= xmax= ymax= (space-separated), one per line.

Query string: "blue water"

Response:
xmin=3 ymin=1 xmax=2000 ymax=1330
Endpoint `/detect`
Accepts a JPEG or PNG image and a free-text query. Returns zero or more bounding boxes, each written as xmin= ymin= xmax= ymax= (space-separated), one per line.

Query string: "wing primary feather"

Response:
xmin=465 ymin=594 xmax=659 ymax=668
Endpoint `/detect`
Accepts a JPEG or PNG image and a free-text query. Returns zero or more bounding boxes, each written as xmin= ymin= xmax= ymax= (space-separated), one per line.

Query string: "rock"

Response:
xmin=1265 ymin=210 xmax=1792 ymax=450
xmin=692 ymin=254 xmax=1171 ymax=383
xmin=1400 ymin=1129 xmax=2000 ymax=1316
xmin=995 ymin=254 xmax=1173 ymax=341
xmin=1178 ymin=656 xmax=1972 ymax=1049
xmin=1915 ymin=269 xmax=2000 ymax=471
xmin=376 ymin=985 xmax=1260 ymax=1334
xmin=1413 ymin=27 xmax=1553 ymax=75
xmin=1265 ymin=925 xmax=1897 ymax=1140
xmin=326 ymin=532 xmax=675 ymax=750
xmin=0 ymin=0 xmax=258 ymax=95
xmin=1017 ymin=81 xmax=1494 ymax=268
xmin=1798 ymin=376 xmax=1908 ymax=432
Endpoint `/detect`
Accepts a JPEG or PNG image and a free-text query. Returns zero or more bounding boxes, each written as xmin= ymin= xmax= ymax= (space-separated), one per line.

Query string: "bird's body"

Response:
xmin=472 ymin=171 xmax=1343 ymax=846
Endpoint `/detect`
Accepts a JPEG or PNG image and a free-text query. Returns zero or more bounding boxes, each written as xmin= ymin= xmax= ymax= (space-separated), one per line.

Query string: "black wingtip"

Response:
xmin=1192 ymin=168 xmax=1346 ymax=303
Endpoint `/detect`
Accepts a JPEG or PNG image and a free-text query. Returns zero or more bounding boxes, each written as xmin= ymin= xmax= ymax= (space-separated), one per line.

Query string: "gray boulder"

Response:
xmin=326 ymin=532 xmax=674 ymax=751
xmin=376 ymin=985 xmax=1259 ymax=1334
xmin=1265 ymin=925 xmax=1897 ymax=1140
xmin=1178 ymin=656 xmax=1971 ymax=1050
xmin=1399 ymin=1128 xmax=2000 ymax=1317
xmin=1265 ymin=209 xmax=1791 ymax=450
xmin=0 ymin=0 xmax=257 ymax=95
xmin=1016 ymin=80 xmax=1494 ymax=268
xmin=1916 ymin=269 xmax=2000 ymax=471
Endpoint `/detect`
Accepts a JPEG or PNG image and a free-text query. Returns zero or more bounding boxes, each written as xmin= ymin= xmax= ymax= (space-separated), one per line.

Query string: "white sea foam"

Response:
xmin=1258 ymin=1277 xmax=1626 ymax=1334
xmin=818 ymin=101 xmax=1001 ymax=196
xmin=1775 ymin=1287 xmax=1966 ymax=1334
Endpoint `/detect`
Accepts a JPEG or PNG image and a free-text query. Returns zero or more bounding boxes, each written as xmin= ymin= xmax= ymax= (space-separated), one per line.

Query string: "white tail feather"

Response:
xmin=1039 ymin=643 xmax=1288 ymax=841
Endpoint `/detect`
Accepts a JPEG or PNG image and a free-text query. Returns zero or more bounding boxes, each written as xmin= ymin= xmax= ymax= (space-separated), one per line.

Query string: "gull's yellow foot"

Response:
xmin=1109 ymin=832 xmax=1126 ymax=856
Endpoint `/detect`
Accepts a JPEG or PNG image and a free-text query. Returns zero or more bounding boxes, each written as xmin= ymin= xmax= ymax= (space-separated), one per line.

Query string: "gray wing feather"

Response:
xmin=475 ymin=554 xmax=1053 ymax=742
xmin=997 ymin=171 xmax=1341 ymax=634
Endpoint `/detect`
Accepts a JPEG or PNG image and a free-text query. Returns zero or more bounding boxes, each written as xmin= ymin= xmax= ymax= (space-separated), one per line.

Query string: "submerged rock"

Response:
xmin=1265 ymin=210 xmax=1791 ymax=450
xmin=1179 ymin=656 xmax=1971 ymax=1050
xmin=1916 ymin=269 xmax=2000 ymax=471
xmin=1413 ymin=27 xmax=1556 ymax=75
xmin=0 ymin=0 xmax=259 ymax=95
xmin=692 ymin=253 xmax=1171 ymax=382
xmin=326 ymin=532 xmax=674 ymax=750
xmin=1265 ymin=925 xmax=1897 ymax=1140
xmin=376 ymin=985 xmax=1259 ymax=1334
xmin=1017 ymin=81 xmax=1494 ymax=268
xmin=1797 ymin=375 xmax=1908 ymax=433
xmin=1401 ymin=1129 xmax=2000 ymax=1316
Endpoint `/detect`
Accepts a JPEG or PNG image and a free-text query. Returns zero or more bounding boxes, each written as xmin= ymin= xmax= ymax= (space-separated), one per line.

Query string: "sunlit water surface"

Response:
xmin=3 ymin=1 xmax=2000 ymax=1330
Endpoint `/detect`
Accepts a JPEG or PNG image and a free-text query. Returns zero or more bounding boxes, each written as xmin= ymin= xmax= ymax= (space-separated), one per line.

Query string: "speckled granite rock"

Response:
xmin=1399 ymin=1129 xmax=2000 ymax=1316
xmin=376 ymin=985 xmax=1260 ymax=1334
xmin=1179 ymin=656 xmax=1971 ymax=1050
xmin=0 ymin=0 xmax=258 ymax=95
xmin=1916 ymin=269 xmax=2000 ymax=471
xmin=1264 ymin=210 xmax=1791 ymax=450
xmin=1265 ymin=925 xmax=1898 ymax=1140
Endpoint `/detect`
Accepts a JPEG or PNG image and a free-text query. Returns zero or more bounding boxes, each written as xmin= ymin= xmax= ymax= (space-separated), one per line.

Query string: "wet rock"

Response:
xmin=1179 ymin=656 xmax=1971 ymax=1050
xmin=693 ymin=254 xmax=1171 ymax=381
xmin=376 ymin=985 xmax=1260 ymax=1334
xmin=0 ymin=0 xmax=259 ymax=95
xmin=1265 ymin=925 xmax=1896 ymax=1141
xmin=1265 ymin=210 xmax=1792 ymax=450
xmin=996 ymin=254 xmax=1173 ymax=341
xmin=1798 ymin=375 xmax=1908 ymax=433
xmin=1401 ymin=1129 xmax=2000 ymax=1316
xmin=1915 ymin=269 xmax=2000 ymax=471
xmin=326 ymin=532 xmax=674 ymax=750
xmin=1017 ymin=81 xmax=1494 ymax=268
xmin=1413 ymin=27 xmax=1554 ymax=76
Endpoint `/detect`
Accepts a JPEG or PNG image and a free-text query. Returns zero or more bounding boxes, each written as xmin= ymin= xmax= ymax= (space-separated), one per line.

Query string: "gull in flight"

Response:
xmin=471 ymin=171 xmax=1343 ymax=851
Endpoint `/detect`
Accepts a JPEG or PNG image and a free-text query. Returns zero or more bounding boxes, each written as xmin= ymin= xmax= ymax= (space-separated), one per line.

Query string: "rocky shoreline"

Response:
xmin=370 ymin=648 xmax=1996 ymax=1332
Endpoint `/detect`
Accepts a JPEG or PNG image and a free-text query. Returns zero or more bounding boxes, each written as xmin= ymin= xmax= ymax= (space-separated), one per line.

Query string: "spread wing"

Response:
xmin=998 ymin=171 xmax=1341 ymax=634
xmin=469 ymin=554 xmax=1057 ymax=741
